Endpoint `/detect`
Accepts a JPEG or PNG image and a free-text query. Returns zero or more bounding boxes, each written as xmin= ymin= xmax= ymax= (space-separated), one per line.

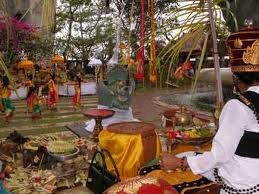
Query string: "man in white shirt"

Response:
xmin=161 ymin=28 xmax=259 ymax=194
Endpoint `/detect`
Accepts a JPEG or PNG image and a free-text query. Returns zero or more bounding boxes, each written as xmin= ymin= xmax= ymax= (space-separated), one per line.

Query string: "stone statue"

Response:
xmin=85 ymin=64 xmax=137 ymax=132
xmin=97 ymin=64 xmax=135 ymax=110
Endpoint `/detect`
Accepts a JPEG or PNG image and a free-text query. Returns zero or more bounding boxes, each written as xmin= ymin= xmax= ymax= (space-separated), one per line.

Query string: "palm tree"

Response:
xmin=156 ymin=0 xmax=236 ymax=111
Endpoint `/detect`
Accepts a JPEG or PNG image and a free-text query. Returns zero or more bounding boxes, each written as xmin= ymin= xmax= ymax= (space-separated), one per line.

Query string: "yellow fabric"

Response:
xmin=1 ymin=87 xmax=11 ymax=98
xmin=146 ymin=169 xmax=202 ymax=185
xmin=99 ymin=129 xmax=161 ymax=180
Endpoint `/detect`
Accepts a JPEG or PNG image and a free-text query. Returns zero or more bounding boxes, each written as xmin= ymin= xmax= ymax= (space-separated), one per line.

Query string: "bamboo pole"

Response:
xmin=207 ymin=0 xmax=224 ymax=111
xmin=149 ymin=0 xmax=157 ymax=85
xmin=127 ymin=0 xmax=134 ymax=59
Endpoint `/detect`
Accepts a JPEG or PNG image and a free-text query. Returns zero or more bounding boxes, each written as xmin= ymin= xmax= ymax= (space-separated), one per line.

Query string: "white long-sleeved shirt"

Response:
xmin=187 ymin=86 xmax=259 ymax=191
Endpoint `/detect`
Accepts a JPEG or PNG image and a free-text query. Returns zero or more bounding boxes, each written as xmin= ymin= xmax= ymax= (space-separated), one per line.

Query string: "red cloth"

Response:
xmin=72 ymin=91 xmax=80 ymax=105
xmin=104 ymin=176 xmax=178 ymax=194
xmin=136 ymin=50 xmax=144 ymax=80
xmin=47 ymin=91 xmax=58 ymax=107
xmin=136 ymin=0 xmax=145 ymax=81
xmin=174 ymin=61 xmax=192 ymax=79
xmin=27 ymin=93 xmax=34 ymax=111
xmin=182 ymin=61 xmax=192 ymax=71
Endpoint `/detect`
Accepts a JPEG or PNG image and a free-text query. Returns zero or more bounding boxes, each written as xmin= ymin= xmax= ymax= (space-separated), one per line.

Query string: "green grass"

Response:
xmin=0 ymin=96 xmax=96 ymax=138
xmin=0 ymin=116 xmax=85 ymax=128
xmin=0 ymin=126 xmax=68 ymax=139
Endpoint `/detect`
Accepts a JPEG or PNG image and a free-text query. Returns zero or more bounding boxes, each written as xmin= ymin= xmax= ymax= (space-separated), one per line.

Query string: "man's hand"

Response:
xmin=160 ymin=153 xmax=182 ymax=170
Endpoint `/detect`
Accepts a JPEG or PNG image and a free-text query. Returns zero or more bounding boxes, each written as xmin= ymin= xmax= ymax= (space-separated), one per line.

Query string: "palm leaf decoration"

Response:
xmin=156 ymin=0 xmax=236 ymax=89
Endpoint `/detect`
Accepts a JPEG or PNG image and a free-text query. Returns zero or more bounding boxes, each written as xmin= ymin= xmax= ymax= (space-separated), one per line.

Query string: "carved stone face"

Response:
xmin=117 ymin=80 xmax=126 ymax=89
xmin=97 ymin=65 xmax=134 ymax=110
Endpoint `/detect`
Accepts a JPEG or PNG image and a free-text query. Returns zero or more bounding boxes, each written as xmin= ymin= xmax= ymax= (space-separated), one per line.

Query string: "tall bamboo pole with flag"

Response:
xmin=136 ymin=0 xmax=145 ymax=81
xmin=149 ymin=0 xmax=157 ymax=84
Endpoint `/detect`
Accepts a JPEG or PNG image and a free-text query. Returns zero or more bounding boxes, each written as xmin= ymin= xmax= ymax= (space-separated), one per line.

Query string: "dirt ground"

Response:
xmin=132 ymin=88 xmax=172 ymax=128
xmin=131 ymin=87 xmax=194 ymax=129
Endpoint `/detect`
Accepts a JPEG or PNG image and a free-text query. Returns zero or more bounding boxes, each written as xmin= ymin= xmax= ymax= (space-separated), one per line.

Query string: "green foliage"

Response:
xmin=55 ymin=0 xmax=116 ymax=61
xmin=154 ymin=0 xmax=232 ymax=86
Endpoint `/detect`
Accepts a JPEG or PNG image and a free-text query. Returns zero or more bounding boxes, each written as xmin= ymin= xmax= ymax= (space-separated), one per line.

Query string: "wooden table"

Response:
xmin=65 ymin=122 xmax=91 ymax=138
xmin=83 ymin=109 xmax=115 ymax=140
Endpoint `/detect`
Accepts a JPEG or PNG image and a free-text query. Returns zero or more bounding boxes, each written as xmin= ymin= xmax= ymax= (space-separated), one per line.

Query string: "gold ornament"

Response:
xmin=234 ymin=38 xmax=243 ymax=48
xmin=243 ymin=39 xmax=259 ymax=65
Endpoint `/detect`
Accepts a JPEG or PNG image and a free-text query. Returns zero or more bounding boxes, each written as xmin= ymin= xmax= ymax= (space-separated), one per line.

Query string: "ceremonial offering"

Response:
xmin=47 ymin=140 xmax=76 ymax=154
xmin=72 ymin=138 xmax=88 ymax=147
xmin=167 ymin=126 xmax=215 ymax=145
xmin=47 ymin=140 xmax=79 ymax=161
xmin=24 ymin=134 xmax=59 ymax=150
xmin=166 ymin=113 xmax=216 ymax=146
xmin=1 ymin=131 xmax=98 ymax=193
xmin=4 ymin=167 xmax=56 ymax=194
xmin=175 ymin=106 xmax=192 ymax=126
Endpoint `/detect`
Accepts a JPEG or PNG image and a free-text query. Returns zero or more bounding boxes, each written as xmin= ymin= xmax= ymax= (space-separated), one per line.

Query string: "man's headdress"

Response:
xmin=227 ymin=28 xmax=259 ymax=72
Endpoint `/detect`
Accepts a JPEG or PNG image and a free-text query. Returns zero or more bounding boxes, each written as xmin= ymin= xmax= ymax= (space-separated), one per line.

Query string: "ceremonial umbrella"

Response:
xmin=16 ymin=59 xmax=34 ymax=69
xmin=51 ymin=54 xmax=64 ymax=64
xmin=87 ymin=58 xmax=102 ymax=67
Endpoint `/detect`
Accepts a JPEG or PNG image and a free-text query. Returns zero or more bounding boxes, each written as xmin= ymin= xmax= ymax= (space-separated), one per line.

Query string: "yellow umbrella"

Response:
xmin=17 ymin=59 xmax=34 ymax=69
xmin=51 ymin=54 xmax=64 ymax=64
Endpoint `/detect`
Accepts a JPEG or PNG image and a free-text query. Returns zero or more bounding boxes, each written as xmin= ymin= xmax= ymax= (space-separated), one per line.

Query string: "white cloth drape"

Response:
xmin=10 ymin=82 xmax=96 ymax=99
xmin=58 ymin=82 xmax=96 ymax=96
xmin=85 ymin=104 xmax=139 ymax=132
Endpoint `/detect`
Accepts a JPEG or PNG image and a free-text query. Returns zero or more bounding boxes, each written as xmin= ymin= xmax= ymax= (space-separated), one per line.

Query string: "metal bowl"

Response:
xmin=48 ymin=147 xmax=80 ymax=162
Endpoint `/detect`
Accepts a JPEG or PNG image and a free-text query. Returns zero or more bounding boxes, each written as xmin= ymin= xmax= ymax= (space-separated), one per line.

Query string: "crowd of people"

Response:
xmin=0 ymin=72 xmax=82 ymax=123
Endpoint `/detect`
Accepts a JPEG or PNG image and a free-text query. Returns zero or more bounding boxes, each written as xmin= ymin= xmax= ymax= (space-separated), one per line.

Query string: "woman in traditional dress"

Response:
xmin=72 ymin=75 xmax=81 ymax=110
xmin=24 ymin=74 xmax=34 ymax=113
xmin=46 ymin=73 xmax=58 ymax=110
xmin=31 ymin=86 xmax=42 ymax=120
xmin=161 ymin=29 xmax=259 ymax=194
xmin=1 ymin=76 xmax=15 ymax=122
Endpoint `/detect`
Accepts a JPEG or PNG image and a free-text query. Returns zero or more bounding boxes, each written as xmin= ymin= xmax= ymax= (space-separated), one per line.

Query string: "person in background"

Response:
xmin=174 ymin=60 xmax=194 ymax=80
xmin=46 ymin=73 xmax=58 ymax=110
xmin=72 ymin=75 xmax=81 ymax=110
xmin=31 ymin=86 xmax=42 ymax=120
xmin=1 ymin=76 xmax=16 ymax=122
xmin=24 ymin=74 xmax=34 ymax=113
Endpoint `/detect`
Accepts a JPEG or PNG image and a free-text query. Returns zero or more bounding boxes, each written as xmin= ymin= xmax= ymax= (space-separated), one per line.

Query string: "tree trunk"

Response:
xmin=63 ymin=4 xmax=74 ymax=60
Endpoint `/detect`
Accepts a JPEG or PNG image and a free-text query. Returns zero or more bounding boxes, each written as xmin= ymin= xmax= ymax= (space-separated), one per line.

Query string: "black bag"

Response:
xmin=86 ymin=149 xmax=120 ymax=194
